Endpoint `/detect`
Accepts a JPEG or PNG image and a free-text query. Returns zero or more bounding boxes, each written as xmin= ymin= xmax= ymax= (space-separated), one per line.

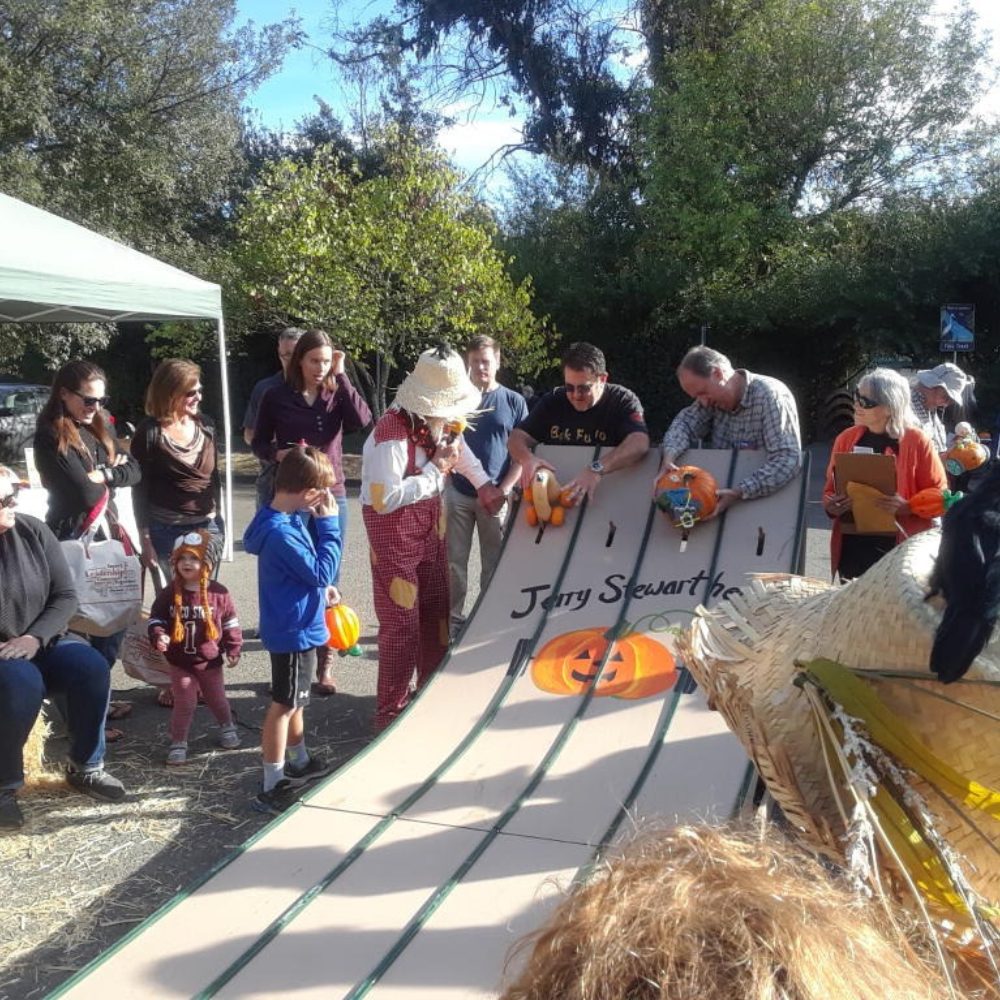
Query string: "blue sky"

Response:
xmin=236 ymin=0 xmax=527 ymax=191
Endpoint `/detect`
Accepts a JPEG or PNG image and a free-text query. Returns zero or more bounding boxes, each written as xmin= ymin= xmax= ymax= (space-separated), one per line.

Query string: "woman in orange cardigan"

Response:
xmin=824 ymin=367 xmax=947 ymax=581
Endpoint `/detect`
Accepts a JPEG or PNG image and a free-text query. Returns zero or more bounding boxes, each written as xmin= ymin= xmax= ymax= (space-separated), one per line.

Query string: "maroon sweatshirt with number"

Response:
xmin=148 ymin=581 xmax=242 ymax=670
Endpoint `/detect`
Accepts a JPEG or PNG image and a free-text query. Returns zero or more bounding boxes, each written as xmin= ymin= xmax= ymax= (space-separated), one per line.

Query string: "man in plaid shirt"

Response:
xmin=657 ymin=346 xmax=801 ymax=516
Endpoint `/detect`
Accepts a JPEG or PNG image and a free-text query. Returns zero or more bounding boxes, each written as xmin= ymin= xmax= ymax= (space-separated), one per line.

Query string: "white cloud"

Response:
xmin=438 ymin=115 xmax=525 ymax=175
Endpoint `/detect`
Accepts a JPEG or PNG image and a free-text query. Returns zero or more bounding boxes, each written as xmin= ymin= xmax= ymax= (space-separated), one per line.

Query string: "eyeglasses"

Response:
xmin=0 ymin=483 xmax=20 ymax=509
xmin=853 ymin=388 xmax=880 ymax=410
xmin=564 ymin=382 xmax=598 ymax=397
xmin=185 ymin=387 xmax=203 ymax=398
xmin=71 ymin=389 xmax=110 ymax=409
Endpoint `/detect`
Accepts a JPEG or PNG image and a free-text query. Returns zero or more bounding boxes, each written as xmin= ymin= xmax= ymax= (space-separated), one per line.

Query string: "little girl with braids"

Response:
xmin=148 ymin=530 xmax=243 ymax=765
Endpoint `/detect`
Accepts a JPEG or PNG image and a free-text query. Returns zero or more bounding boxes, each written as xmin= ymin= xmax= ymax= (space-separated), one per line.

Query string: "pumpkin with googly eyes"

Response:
xmin=531 ymin=628 xmax=677 ymax=700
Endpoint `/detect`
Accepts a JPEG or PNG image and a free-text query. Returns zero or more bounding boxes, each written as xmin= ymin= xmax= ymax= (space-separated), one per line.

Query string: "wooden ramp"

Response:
xmin=53 ymin=446 xmax=808 ymax=1000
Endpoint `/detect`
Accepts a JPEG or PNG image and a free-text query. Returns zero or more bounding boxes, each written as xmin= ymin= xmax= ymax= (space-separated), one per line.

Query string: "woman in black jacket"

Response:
xmin=32 ymin=360 xmax=141 ymax=730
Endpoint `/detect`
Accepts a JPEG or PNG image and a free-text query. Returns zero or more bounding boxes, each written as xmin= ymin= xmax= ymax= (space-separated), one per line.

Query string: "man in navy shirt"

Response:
xmin=508 ymin=341 xmax=649 ymax=506
xmin=242 ymin=327 xmax=305 ymax=508
xmin=446 ymin=335 xmax=528 ymax=637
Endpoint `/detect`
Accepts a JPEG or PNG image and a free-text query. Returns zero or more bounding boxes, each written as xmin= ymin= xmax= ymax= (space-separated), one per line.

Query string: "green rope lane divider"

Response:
xmin=191 ymin=446 xmax=602 ymax=999
xmin=344 ymin=449 xmax=665 ymax=999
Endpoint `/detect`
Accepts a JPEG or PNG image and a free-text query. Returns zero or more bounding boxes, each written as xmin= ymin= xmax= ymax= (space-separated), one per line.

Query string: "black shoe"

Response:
xmin=252 ymin=776 xmax=307 ymax=815
xmin=285 ymin=754 xmax=333 ymax=782
xmin=66 ymin=767 xmax=127 ymax=802
xmin=0 ymin=789 xmax=24 ymax=830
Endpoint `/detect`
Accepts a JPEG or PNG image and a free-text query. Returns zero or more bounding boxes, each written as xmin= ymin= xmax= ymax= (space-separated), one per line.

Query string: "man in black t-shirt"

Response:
xmin=508 ymin=342 xmax=649 ymax=505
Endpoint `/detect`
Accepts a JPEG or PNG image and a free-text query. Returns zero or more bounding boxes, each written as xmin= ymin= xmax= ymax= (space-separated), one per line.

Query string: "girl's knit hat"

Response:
xmin=169 ymin=530 xmax=219 ymax=643
xmin=170 ymin=529 xmax=215 ymax=571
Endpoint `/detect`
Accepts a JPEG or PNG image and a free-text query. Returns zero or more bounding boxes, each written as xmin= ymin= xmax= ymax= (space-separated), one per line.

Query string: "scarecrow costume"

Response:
xmin=361 ymin=345 xmax=495 ymax=732
xmin=681 ymin=530 xmax=1000 ymax=988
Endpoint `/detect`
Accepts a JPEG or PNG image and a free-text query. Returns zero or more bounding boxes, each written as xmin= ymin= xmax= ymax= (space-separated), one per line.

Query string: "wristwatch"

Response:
xmin=589 ymin=460 xmax=606 ymax=476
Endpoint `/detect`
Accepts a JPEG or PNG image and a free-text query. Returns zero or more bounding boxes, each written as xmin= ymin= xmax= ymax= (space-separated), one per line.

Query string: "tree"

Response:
xmin=234 ymin=129 xmax=550 ymax=414
xmin=642 ymin=0 xmax=995 ymax=303
xmin=334 ymin=0 xmax=641 ymax=172
xmin=0 ymin=0 xmax=298 ymax=367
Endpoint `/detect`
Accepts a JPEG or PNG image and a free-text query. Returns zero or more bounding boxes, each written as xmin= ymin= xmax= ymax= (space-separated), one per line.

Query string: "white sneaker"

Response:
xmin=166 ymin=743 xmax=188 ymax=766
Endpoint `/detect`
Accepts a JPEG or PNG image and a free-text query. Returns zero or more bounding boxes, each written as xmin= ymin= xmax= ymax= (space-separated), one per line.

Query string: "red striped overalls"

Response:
xmin=362 ymin=410 xmax=450 ymax=731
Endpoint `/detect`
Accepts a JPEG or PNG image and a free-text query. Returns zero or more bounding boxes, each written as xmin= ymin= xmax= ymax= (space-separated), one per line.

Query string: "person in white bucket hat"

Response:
xmin=911 ymin=362 xmax=973 ymax=454
xmin=361 ymin=343 xmax=505 ymax=732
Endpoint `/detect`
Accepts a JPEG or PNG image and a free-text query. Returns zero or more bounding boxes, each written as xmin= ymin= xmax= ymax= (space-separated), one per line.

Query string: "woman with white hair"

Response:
xmin=823 ymin=368 xmax=947 ymax=580
xmin=361 ymin=343 xmax=504 ymax=732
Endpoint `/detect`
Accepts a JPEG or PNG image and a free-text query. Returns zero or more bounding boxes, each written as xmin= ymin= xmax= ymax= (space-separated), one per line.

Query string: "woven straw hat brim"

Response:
xmin=393 ymin=380 xmax=482 ymax=420
xmin=683 ymin=529 xmax=1000 ymax=907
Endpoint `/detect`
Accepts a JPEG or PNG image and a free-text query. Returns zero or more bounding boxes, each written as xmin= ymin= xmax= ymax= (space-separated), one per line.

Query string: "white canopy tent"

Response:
xmin=0 ymin=192 xmax=234 ymax=557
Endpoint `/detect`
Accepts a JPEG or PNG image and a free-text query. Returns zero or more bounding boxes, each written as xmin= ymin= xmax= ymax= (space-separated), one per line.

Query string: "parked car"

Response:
xmin=0 ymin=381 xmax=48 ymax=463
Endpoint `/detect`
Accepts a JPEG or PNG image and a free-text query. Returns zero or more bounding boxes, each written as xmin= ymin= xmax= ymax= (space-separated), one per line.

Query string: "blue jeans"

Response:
xmin=148 ymin=517 xmax=224 ymax=581
xmin=0 ymin=637 xmax=111 ymax=789
xmin=89 ymin=629 xmax=125 ymax=668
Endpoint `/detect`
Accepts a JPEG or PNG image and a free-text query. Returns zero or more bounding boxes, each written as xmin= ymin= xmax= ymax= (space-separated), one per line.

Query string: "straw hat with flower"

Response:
xmin=394 ymin=342 xmax=482 ymax=420
xmin=680 ymin=530 xmax=1000 ymax=980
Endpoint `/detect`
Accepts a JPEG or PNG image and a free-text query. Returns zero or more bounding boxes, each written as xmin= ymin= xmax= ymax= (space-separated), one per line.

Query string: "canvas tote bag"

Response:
xmin=61 ymin=491 xmax=142 ymax=636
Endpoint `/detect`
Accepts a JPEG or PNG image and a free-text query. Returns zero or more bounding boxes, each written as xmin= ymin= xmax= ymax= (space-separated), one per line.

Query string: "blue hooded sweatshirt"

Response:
xmin=243 ymin=507 xmax=342 ymax=653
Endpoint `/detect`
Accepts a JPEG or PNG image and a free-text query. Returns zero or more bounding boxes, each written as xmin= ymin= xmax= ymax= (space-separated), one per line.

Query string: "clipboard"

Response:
xmin=833 ymin=452 xmax=897 ymax=535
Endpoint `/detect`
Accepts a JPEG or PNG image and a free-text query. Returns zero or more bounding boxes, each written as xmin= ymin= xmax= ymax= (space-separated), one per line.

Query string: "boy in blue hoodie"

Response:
xmin=243 ymin=446 xmax=342 ymax=813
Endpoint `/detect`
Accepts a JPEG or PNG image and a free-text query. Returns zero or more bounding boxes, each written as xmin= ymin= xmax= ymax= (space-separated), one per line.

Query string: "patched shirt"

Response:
xmin=661 ymin=370 xmax=801 ymax=500
xmin=361 ymin=407 xmax=490 ymax=514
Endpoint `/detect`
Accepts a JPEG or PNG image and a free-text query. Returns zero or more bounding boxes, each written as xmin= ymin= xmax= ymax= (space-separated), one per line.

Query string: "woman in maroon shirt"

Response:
xmin=252 ymin=328 xmax=371 ymax=690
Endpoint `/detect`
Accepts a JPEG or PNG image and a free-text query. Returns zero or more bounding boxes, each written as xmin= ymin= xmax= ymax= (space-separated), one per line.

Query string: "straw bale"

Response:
xmin=22 ymin=710 xmax=66 ymax=791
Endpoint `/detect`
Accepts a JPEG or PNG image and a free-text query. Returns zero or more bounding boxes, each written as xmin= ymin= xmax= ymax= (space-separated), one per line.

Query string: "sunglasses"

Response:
xmin=853 ymin=388 xmax=880 ymax=410
xmin=71 ymin=389 xmax=110 ymax=409
xmin=564 ymin=382 xmax=598 ymax=397
xmin=0 ymin=483 xmax=20 ymax=509
xmin=185 ymin=387 xmax=203 ymax=398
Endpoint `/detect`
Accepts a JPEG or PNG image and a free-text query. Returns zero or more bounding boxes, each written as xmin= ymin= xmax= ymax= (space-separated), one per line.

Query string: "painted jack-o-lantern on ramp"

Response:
xmin=532 ymin=627 xmax=677 ymax=699
xmin=55 ymin=446 xmax=809 ymax=1000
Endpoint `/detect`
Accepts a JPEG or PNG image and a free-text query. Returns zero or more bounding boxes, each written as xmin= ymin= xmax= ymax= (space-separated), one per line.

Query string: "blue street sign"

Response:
xmin=940 ymin=303 xmax=974 ymax=352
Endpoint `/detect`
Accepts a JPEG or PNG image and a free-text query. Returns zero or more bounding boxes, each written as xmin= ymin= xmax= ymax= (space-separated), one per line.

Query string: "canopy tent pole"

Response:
xmin=217 ymin=316 xmax=235 ymax=561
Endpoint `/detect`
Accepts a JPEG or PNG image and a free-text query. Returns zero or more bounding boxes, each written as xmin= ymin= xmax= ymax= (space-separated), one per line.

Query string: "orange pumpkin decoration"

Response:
xmin=944 ymin=437 xmax=988 ymax=475
xmin=531 ymin=627 xmax=677 ymax=700
xmin=654 ymin=465 xmax=718 ymax=529
xmin=325 ymin=603 xmax=361 ymax=650
xmin=909 ymin=487 xmax=964 ymax=519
